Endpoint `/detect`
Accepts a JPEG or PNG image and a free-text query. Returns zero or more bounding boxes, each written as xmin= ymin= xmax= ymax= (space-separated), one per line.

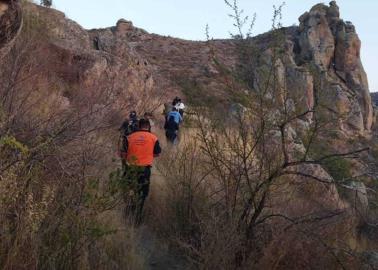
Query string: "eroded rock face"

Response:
xmin=295 ymin=1 xmax=373 ymax=132
xmin=298 ymin=4 xmax=335 ymax=69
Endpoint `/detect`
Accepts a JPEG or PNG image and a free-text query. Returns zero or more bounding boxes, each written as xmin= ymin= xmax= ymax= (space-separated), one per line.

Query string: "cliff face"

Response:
xmin=86 ymin=1 xmax=373 ymax=134
xmin=295 ymin=1 xmax=373 ymax=132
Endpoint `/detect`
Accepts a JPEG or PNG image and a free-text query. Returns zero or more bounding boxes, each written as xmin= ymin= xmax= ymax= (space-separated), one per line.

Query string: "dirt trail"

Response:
xmin=128 ymin=121 xmax=192 ymax=270
xmin=135 ymin=225 xmax=188 ymax=270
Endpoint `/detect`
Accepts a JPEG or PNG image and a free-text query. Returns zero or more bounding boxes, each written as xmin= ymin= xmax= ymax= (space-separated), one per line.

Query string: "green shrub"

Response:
xmin=321 ymin=157 xmax=352 ymax=183
xmin=0 ymin=135 xmax=29 ymax=156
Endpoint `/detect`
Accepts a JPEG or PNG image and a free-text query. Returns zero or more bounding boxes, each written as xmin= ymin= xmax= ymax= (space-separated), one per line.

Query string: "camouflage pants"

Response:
xmin=122 ymin=164 xmax=151 ymax=224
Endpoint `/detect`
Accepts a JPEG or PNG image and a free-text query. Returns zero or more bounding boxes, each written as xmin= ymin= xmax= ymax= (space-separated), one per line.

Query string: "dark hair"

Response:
xmin=172 ymin=97 xmax=180 ymax=106
xmin=172 ymin=107 xmax=178 ymax=111
xmin=139 ymin=118 xmax=151 ymax=130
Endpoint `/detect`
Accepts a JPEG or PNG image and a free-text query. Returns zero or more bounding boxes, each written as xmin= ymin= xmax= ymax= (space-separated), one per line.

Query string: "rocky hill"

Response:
xmin=88 ymin=1 xmax=373 ymax=134
xmin=1 ymin=1 xmax=377 ymax=269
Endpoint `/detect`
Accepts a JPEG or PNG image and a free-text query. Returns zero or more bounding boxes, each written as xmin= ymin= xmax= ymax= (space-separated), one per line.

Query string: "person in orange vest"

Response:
xmin=122 ymin=118 xmax=161 ymax=223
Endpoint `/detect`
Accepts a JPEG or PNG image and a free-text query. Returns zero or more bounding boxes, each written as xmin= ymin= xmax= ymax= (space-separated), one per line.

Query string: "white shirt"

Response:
xmin=175 ymin=102 xmax=185 ymax=110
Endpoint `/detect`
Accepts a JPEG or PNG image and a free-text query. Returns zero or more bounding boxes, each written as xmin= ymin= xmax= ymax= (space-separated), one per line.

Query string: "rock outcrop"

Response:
xmin=295 ymin=1 xmax=373 ymax=132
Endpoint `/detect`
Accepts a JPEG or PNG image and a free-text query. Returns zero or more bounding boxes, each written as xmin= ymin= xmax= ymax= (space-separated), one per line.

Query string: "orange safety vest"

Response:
xmin=126 ymin=131 xmax=158 ymax=166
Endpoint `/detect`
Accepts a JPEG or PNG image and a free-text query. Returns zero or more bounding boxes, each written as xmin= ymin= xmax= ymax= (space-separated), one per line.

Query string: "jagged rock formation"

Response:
xmin=296 ymin=1 xmax=373 ymax=132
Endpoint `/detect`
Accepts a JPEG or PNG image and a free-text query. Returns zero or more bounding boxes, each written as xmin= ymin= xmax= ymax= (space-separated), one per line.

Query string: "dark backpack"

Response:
xmin=164 ymin=116 xmax=178 ymax=131
xmin=119 ymin=119 xmax=139 ymax=152
xmin=120 ymin=119 xmax=139 ymax=137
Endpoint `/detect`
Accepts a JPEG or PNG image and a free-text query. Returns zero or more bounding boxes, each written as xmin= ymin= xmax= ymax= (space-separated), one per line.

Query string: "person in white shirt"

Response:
xmin=175 ymin=99 xmax=185 ymax=118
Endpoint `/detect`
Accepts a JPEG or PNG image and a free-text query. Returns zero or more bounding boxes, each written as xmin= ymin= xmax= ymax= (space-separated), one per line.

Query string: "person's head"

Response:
xmin=172 ymin=97 xmax=179 ymax=105
xmin=172 ymin=107 xmax=178 ymax=112
xmin=139 ymin=118 xmax=151 ymax=131
xmin=129 ymin=110 xmax=137 ymax=120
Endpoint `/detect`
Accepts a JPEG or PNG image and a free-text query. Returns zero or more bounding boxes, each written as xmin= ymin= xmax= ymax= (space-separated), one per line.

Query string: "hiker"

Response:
xmin=164 ymin=107 xmax=182 ymax=143
xmin=175 ymin=98 xmax=185 ymax=118
xmin=172 ymin=96 xmax=180 ymax=107
xmin=167 ymin=106 xmax=183 ymax=125
xmin=119 ymin=111 xmax=139 ymax=163
xmin=122 ymin=118 xmax=161 ymax=223
xmin=119 ymin=111 xmax=139 ymax=137
xmin=143 ymin=112 xmax=153 ymax=132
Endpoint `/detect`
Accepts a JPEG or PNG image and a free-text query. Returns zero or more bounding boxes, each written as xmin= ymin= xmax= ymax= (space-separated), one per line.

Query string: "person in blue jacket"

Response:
xmin=164 ymin=107 xmax=183 ymax=143
xmin=167 ymin=107 xmax=183 ymax=124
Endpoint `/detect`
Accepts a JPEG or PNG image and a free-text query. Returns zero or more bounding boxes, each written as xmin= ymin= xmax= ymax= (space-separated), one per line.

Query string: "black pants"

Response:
xmin=136 ymin=166 xmax=151 ymax=214
xmin=165 ymin=129 xmax=177 ymax=143
xmin=122 ymin=165 xmax=151 ymax=224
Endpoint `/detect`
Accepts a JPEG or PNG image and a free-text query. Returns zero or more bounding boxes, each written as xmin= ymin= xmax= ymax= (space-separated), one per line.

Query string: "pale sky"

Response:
xmin=51 ymin=0 xmax=377 ymax=92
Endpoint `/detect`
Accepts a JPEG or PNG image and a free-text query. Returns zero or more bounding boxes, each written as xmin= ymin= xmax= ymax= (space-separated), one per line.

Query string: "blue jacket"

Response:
xmin=167 ymin=111 xmax=183 ymax=124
